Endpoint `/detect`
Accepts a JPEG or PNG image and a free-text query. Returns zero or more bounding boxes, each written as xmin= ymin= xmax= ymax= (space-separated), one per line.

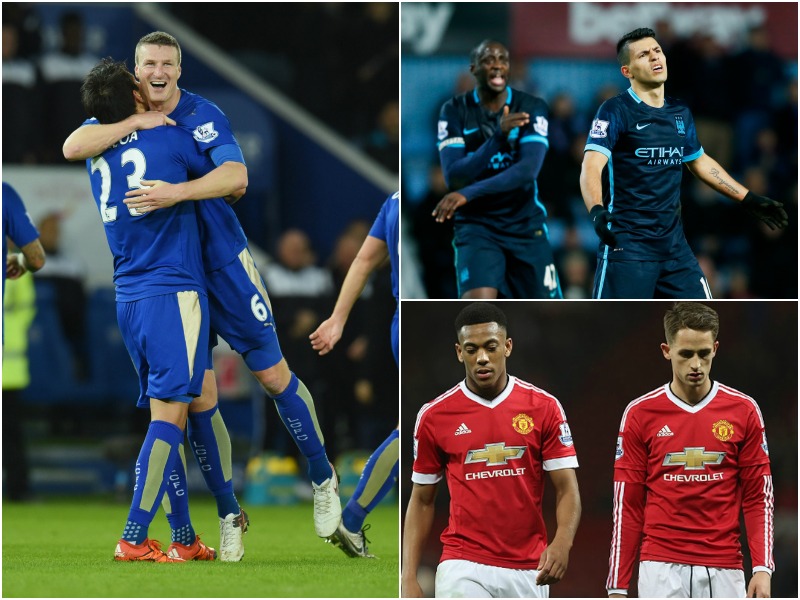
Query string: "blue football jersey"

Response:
xmin=438 ymin=87 xmax=550 ymax=236
xmin=85 ymin=125 xmax=212 ymax=301
xmin=368 ymin=191 xmax=399 ymax=302
xmin=585 ymin=87 xmax=704 ymax=261
xmin=2 ymin=181 xmax=40 ymax=296
xmin=169 ymin=89 xmax=248 ymax=272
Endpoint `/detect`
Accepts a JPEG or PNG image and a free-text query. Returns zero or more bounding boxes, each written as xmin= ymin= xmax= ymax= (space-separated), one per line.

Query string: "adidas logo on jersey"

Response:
xmin=455 ymin=423 xmax=472 ymax=436
xmin=657 ymin=425 xmax=674 ymax=437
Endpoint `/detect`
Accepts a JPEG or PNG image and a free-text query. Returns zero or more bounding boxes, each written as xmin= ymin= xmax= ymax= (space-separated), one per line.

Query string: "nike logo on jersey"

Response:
xmin=656 ymin=425 xmax=674 ymax=437
xmin=463 ymin=127 xmax=480 ymax=135
xmin=455 ymin=423 xmax=472 ymax=436
xmin=635 ymin=122 xmax=652 ymax=130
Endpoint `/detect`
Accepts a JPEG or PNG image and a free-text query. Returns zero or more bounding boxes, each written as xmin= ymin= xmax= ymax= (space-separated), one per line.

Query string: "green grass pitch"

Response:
xmin=3 ymin=497 xmax=399 ymax=598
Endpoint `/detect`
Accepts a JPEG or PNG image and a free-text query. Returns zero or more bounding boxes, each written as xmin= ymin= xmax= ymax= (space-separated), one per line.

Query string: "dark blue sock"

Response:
xmin=162 ymin=444 xmax=196 ymax=545
xmin=188 ymin=405 xmax=240 ymax=518
xmin=342 ymin=429 xmax=399 ymax=533
xmin=272 ymin=373 xmax=331 ymax=485
xmin=121 ymin=420 xmax=183 ymax=544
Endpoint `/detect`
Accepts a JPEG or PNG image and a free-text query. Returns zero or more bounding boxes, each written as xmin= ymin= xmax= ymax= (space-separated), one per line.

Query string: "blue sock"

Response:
xmin=272 ymin=373 xmax=331 ymax=485
xmin=342 ymin=429 xmax=399 ymax=533
xmin=188 ymin=405 xmax=240 ymax=518
xmin=121 ymin=420 xmax=184 ymax=544
xmin=162 ymin=443 xmax=196 ymax=545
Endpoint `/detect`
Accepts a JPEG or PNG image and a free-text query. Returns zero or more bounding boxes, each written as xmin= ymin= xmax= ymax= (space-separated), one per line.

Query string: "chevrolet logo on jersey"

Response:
xmin=465 ymin=443 xmax=525 ymax=466
xmin=663 ymin=447 xmax=725 ymax=470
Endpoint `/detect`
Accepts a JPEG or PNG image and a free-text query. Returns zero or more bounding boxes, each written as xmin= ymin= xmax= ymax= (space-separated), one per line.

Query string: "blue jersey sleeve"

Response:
xmin=368 ymin=192 xmax=399 ymax=300
xmin=209 ymin=144 xmax=246 ymax=166
xmin=681 ymin=109 xmax=704 ymax=162
xmin=438 ymin=100 xmax=505 ymax=190
xmin=3 ymin=183 xmax=39 ymax=248
xmin=457 ymin=139 xmax=547 ymax=202
xmin=584 ymin=99 xmax=624 ymax=159
xmin=184 ymin=99 xmax=239 ymax=154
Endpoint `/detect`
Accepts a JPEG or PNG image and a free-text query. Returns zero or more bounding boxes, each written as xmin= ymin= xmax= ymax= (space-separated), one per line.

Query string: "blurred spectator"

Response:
xmin=2 ymin=2 xmax=42 ymax=59
xmin=2 ymin=273 xmax=37 ymax=501
xmin=33 ymin=211 xmax=89 ymax=380
xmin=359 ymin=100 xmax=399 ymax=172
xmin=262 ymin=228 xmax=334 ymax=298
xmin=38 ymin=11 xmax=100 ymax=163
xmin=2 ymin=20 xmax=42 ymax=163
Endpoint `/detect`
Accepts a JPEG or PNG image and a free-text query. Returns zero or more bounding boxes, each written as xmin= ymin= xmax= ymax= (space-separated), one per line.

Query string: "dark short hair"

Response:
xmin=616 ymin=27 xmax=657 ymax=66
xmin=455 ymin=302 xmax=508 ymax=336
xmin=469 ymin=39 xmax=507 ymax=66
xmin=663 ymin=302 xmax=719 ymax=344
xmin=81 ymin=58 xmax=137 ymax=124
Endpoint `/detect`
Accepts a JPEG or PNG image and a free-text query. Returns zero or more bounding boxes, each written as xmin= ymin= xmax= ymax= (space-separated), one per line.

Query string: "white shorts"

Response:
xmin=638 ymin=561 xmax=746 ymax=598
xmin=435 ymin=559 xmax=548 ymax=598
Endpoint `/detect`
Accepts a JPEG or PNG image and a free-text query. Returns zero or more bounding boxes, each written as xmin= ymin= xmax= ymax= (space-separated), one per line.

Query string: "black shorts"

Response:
xmin=593 ymin=256 xmax=712 ymax=299
xmin=453 ymin=224 xmax=562 ymax=299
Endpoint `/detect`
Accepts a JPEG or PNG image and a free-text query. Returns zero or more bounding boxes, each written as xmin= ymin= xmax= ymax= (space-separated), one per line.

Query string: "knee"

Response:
xmin=255 ymin=361 xmax=292 ymax=397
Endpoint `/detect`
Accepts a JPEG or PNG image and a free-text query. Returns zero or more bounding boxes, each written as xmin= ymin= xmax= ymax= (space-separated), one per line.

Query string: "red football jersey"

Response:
xmin=607 ymin=381 xmax=773 ymax=593
xmin=412 ymin=376 xmax=579 ymax=569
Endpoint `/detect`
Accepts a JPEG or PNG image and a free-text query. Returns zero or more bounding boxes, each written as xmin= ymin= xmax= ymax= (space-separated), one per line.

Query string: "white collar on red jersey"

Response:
xmin=459 ymin=375 xmax=516 ymax=408
xmin=664 ymin=380 xmax=719 ymax=413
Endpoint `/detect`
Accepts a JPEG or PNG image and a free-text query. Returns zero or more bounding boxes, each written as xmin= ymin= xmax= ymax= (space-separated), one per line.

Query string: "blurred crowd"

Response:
xmin=408 ymin=22 xmax=797 ymax=299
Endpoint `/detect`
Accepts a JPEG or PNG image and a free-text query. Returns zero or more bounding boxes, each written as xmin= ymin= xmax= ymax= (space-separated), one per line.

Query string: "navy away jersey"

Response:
xmin=170 ymin=89 xmax=248 ymax=272
xmin=438 ymin=87 xmax=550 ymax=236
xmin=85 ymin=125 xmax=211 ymax=301
xmin=585 ymin=87 xmax=703 ymax=261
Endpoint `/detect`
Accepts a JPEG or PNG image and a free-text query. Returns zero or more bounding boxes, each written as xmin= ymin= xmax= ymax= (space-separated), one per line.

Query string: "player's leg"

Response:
xmin=707 ymin=567 xmax=746 ymax=598
xmin=207 ymin=249 xmax=340 ymax=537
xmin=435 ymin=559 xmax=493 ymax=598
xmin=505 ymin=234 xmax=562 ymax=299
xmin=593 ymin=259 xmax=660 ymax=299
xmin=453 ymin=225 xmax=505 ymax=299
xmin=113 ymin=292 xmax=207 ymax=562
xmin=654 ymin=258 xmax=713 ymax=299
xmin=330 ymin=426 xmax=398 ymax=557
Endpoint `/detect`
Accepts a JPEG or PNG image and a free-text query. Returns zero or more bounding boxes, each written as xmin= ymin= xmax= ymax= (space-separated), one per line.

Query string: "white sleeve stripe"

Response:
xmin=413 ymin=384 xmax=460 ymax=437
xmin=542 ymin=456 xmax=579 ymax=471
xmin=411 ymin=471 xmax=442 ymax=485
xmin=607 ymin=480 xmax=625 ymax=589
xmin=763 ymin=474 xmax=775 ymax=570
xmin=619 ymin=387 xmax=664 ymax=431
xmin=515 ymin=378 xmax=568 ymax=420
xmin=717 ymin=383 xmax=764 ymax=427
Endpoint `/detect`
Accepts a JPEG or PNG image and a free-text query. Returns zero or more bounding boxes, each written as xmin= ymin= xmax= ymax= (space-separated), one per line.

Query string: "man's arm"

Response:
xmin=685 ymin=154 xmax=788 ymax=229
xmin=6 ymin=239 xmax=46 ymax=280
xmin=122 ymin=161 xmax=248 ymax=213
xmin=62 ymin=112 xmax=176 ymax=161
xmin=536 ymin=468 xmax=581 ymax=586
xmin=741 ymin=465 xmax=774 ymax=598
xmin=401 ymin=482 xmax=438 ymax=598
xmin=580 ymin=150 xmax=609 ymax=212
xmin=309 ymin=235 xmax=389 ymax=356
xmin=606 ymin=477 xmax=646 ymax=597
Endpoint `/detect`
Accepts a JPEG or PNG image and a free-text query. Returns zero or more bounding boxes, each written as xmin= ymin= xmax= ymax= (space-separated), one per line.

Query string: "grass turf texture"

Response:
xmin=3 ymin=497 xmax=399 ymax=598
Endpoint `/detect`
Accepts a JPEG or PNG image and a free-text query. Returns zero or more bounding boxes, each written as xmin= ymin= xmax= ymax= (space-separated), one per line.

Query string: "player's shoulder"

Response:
xmin=513 ymin=88 xmax=547 ymax=111
xmin=511 ymin=377 xmax=566 ymax=412
xmin=714 ymin=382 xmax=763 ymax=415
xmin=597 ymin=90 xmax=630 ymax=114
xmin=619 ymin=385 xmax=668 ymax=426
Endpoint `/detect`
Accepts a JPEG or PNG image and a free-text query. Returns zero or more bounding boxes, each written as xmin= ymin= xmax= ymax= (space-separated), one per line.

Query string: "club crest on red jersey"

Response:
xmin=512 ymin=413 xmax=534 ymax=435
xmin=711 ymin=419 xmax=734 ymax=442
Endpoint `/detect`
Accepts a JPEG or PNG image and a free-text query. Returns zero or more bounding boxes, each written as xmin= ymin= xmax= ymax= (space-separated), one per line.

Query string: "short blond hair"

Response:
xmin=135 ymin=31 xmax=181 ymax=65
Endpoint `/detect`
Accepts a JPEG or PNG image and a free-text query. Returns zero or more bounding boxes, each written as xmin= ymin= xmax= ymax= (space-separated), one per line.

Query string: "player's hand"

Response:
xmin=590 ymin=204 xmax=618 ymax=247
xmin=742 ymin=191 xmax=789 ymax=230
xmin=309 ymin=317 xmax=344 ymax=356
xmin=746 ymin=571 xmax=771 ymax=598
xmin=500 ymin=105 xmax=530 ymax=135
xmin=133 ymin=111 xmax=176 ymax=130
xmin=401 ymin=578 xmax=424 ymax=598
xmin=432 ymin=192 xmax=467 ymax=222
xmin=6 ymin=253 xmax=26 ymax=279
xmin=536 ymin=539 xmax=570 ymax=585
xmin=124 ymin=180 xmax=182 ymax=213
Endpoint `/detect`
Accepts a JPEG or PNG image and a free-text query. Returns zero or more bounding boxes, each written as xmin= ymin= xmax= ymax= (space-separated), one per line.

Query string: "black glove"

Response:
xmin=742 ymin=191 xmax=789 ymax=230
xmin=590 ymin=204 xmax=617 ymax=247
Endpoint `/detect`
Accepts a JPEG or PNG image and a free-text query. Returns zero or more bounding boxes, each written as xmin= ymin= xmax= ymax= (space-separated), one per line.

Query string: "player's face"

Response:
xmin=471 ymin=43 xmax=510 ymax=93
xmin=661 ymin=328 xmax=718 ymax=398
xmin=623 ymin=37 xmax=667 ymax=86
xmin=456 ymin=322 xmax=512 ymax=398
xmin=135 ymin=44 xmax=181 ymax=109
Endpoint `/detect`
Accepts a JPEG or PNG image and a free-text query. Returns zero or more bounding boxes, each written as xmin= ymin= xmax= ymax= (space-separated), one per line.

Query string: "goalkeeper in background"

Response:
xmin=581 ymin=27 xmax=788 ymax=299
xmin=309 ymin=191 xmax=400 ymax=558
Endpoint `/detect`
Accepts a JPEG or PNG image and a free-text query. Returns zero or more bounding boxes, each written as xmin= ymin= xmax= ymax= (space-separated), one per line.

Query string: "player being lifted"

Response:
xmin=607 ymin=302 xmax=773 ymax=597
xmin=402 ymin=302 xmax=580 ymax=598
xmin=433 ymin=40 xmax=562 ymax=299
xmin=581 ymin=28 xmax=788 ymax=299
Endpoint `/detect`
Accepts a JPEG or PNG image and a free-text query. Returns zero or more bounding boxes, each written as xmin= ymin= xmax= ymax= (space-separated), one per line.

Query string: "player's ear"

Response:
xmin=455 ymin=343 xmax=464 ymax=363
xmin=660 ymin=342 xmax=671 ymax=360
xmin=176 ymin=64 xmax=181 ymax=80
xmin=620 ymin=65 xmax=632 ymax=80
xmin=712 ymin=340 xmax=719 ymax=356
xmin=505 ymin=337 xmax=512 ymax=357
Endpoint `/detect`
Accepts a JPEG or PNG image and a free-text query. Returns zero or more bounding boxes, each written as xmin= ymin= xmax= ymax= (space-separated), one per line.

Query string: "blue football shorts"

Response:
xmin=453 ymin=223 xmax=563 ymax=299
xmin=206 ymin=248 xmax=284 ymax=372
xmin=117 ymin=290 xmax=209 ymax=408
xmin=593 ymin=256 xmax=712 ymax=299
